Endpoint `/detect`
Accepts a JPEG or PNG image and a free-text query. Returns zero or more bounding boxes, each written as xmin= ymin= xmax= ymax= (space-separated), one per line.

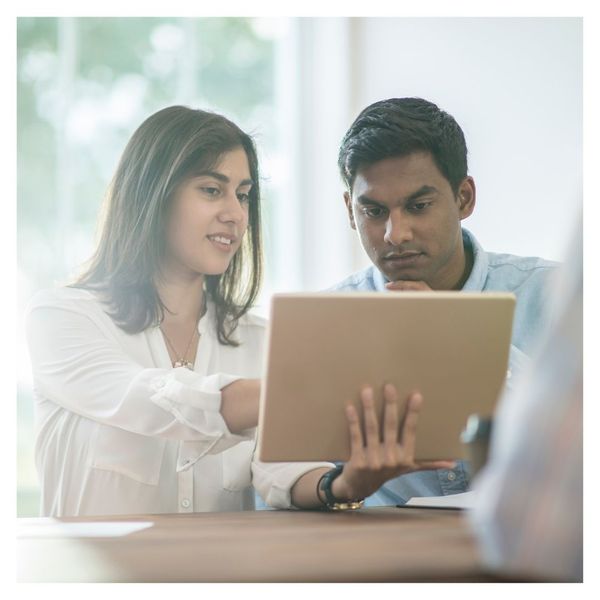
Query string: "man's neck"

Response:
xmin=453 ymin=241 xmax=474 ymax=290
xmin=429 ymin=234 xmax=474 ymax=291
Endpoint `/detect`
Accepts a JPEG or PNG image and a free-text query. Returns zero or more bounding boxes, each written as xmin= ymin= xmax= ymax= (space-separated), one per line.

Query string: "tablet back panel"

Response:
xmin=257 ymin=292 xmax=515 ymax=462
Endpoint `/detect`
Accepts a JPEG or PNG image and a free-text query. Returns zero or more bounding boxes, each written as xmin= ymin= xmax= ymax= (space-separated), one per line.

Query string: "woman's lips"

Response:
xmin=206 ymin=234 xmax=236 ymax=253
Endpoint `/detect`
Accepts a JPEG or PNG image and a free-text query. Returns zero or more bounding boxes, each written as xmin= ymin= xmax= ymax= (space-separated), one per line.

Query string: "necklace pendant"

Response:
xmin=173 ymin=359 xmax=194 ymax=370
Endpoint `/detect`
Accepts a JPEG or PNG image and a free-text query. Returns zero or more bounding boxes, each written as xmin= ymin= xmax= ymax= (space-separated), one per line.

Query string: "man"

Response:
xmin=332 ymin=97 xmax=558 ymax=506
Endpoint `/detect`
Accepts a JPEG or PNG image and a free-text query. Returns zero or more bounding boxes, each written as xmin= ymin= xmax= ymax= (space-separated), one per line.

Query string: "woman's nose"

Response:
xmin=219 ymin=193 xmax=246 ymax=224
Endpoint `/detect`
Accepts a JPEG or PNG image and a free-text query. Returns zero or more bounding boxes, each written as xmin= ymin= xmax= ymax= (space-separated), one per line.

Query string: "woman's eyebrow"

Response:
xmin=194 ymin=171 xmax=254 ymax=187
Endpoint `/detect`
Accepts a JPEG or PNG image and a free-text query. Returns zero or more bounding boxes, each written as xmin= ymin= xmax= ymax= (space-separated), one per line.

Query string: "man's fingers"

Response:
xmin=385 ymin=280 xmax=431 ymax=291
xmin=399 ymin=391 xmax=423 ymax=461
xmin=382 ymin=383 xmax=400 ymax=463
xmin=345 ymin=403 xmax=365 ymax=462
xmin=361 ymin=386 xmax=382 ymax=468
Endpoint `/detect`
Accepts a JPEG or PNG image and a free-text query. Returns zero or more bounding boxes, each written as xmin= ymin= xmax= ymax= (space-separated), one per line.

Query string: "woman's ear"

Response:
xmin=344 ymin=191 xmax=357 ymax=230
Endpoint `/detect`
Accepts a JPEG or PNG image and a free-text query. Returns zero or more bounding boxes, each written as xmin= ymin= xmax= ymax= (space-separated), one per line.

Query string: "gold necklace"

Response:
xmin=159 ymin=300 xmax=206 ymax=370
xmin=160 ymin=326 xmax=198 ymax=370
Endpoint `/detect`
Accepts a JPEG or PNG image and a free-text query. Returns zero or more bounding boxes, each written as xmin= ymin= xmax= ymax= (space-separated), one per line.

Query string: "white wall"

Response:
xmin=350 ymin=17 xmax=582 ymax=263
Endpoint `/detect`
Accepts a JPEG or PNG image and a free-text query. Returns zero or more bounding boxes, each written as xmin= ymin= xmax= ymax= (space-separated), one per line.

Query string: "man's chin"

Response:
xmin=377 ymin=262 xmax=426 ymax=283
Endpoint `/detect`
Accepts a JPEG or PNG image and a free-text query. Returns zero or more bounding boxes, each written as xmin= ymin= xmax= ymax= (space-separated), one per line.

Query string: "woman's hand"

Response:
xmin=331 ymin=383 xmax=456 ymax=502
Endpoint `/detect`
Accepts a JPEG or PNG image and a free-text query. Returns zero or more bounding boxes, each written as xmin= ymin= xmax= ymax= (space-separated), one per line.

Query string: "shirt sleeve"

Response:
xmin=25 ymin=299 xmax=254 ymax=454
xmin=251 ymin=454 xmax=335 ymax=509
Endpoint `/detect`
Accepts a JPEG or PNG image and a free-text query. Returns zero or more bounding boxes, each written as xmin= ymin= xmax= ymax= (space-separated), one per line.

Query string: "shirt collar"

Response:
xmin=460 ymin=228 xmax=488 ymax=291
xmin=371 ymin=227 xmax=488 ymax=292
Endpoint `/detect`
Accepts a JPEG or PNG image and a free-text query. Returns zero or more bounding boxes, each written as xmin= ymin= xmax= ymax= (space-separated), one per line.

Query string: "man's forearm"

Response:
xmin=290 ymin=466 xmax=357 ymax=509
xmin=290 ymin=467 xmax=331 ymax=509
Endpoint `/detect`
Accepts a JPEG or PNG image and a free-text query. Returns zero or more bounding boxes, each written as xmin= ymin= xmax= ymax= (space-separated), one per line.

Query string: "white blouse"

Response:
xmin=25 ymin=287 xmax=332 ymax=517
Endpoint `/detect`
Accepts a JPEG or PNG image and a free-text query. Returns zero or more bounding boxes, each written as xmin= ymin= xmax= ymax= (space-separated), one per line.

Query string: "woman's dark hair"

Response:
xmin=338 ymin=97 xmax=468 ymax=195
xmin=72 ymin=105 xmax=263 ymax=346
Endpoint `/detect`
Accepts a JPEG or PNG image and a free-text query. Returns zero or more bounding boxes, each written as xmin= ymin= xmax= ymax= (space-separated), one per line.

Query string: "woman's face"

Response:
xmin=164 ymin=146 xmax=253 ymax=277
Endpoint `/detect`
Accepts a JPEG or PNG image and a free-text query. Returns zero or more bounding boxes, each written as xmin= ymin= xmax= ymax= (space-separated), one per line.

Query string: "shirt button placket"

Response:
xmin=178 ymin=468 xmax=194 ymax=513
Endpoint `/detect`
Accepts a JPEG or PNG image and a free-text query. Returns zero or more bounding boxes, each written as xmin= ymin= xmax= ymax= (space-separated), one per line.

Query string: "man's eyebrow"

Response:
xmin=194 ymin=171 xmax=254 ymax=187
xmin=356 ymin=194 xmax=384 ymax=206
xmin=406 ymin=185 xmax=439 ymax=201
xmin=355 ymin=185 xmax=439 ymax=206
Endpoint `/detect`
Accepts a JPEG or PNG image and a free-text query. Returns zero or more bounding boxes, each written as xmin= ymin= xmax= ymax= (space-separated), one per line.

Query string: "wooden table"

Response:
xmin=17 ymin=506 xmax=498 ymax=582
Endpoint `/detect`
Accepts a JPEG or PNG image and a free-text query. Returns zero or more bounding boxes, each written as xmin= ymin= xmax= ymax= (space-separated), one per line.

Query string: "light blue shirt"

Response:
xmin=329 ymin=228 xmax=559 ymax=506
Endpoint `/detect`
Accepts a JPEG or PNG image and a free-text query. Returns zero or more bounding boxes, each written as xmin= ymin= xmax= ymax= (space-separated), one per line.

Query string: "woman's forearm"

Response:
xmin=220 ymin=378 xmax=261 ymax=434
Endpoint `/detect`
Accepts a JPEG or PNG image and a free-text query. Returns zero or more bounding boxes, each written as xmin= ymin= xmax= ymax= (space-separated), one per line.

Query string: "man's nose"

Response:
xmin=384 ymin=210 xmax=413 ymax=246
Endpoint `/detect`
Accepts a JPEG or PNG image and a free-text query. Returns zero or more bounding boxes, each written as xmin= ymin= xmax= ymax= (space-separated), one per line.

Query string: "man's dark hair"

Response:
xmin=338 ymin=97 xmax=468 ymax=195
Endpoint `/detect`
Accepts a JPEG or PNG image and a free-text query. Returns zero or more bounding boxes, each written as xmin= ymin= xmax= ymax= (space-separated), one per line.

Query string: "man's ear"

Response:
xmin=344 ymin=191 xmax=357 ymax=230
xmin=457 ymin=177 xmax=476 ymax=220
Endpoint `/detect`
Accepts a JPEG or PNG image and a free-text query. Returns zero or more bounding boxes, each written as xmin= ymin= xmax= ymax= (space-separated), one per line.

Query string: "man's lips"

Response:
xmin=382 ymin=251 xmax=424 ymax=266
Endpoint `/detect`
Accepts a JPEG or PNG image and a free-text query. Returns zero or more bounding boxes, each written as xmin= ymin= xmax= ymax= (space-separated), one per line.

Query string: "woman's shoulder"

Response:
xmin=237 ymin=309 xmax=268 ymax=331
xmin=26 ymin=286 xmax=106 ymax=316
xmin=224 ymin=308 xmax=268 ymax=347
xmin=24 ymin=286 xmax=117 ymax=344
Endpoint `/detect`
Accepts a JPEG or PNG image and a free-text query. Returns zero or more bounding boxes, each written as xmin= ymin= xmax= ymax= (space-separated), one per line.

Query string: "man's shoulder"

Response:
xmin=484 ymin=250 xmax=560 ymax=290
xmin=487 ymin=250 xmax=559 ymax=272
xmin=328 ymin=265 xmax=379 ymax=292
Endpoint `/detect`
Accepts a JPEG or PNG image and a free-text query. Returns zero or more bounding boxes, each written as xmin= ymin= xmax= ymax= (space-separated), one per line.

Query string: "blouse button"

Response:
xmin=181 ymin=498 xmax=191 ymax=509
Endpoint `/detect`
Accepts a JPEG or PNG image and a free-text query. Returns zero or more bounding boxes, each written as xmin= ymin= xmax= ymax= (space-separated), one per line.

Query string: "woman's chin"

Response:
xmin=189 ymin=259 xmax=233 ymax=277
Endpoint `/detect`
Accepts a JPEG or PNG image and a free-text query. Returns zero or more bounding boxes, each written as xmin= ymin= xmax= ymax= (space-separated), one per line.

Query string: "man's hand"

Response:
xmin=385 ymin=280 xmax=433 ymax=292
xmin=331 ymin=384 xmax=455 ymax=502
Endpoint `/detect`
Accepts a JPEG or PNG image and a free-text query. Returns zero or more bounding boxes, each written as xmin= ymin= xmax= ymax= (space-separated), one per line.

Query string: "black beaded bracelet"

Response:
xmin=317 ymin=464 xmax=345 ymax=507
xmin=315 ymin=470 xmax=331 ymax=508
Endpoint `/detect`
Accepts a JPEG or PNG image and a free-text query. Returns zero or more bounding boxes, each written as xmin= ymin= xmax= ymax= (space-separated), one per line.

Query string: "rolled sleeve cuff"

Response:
xmin=150 ymin=370 xmax=254 ymax=450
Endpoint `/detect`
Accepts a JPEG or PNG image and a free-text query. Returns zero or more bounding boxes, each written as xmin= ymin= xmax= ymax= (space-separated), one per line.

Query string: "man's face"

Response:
xmin=345 ymin=152 xmax=475 ymax=289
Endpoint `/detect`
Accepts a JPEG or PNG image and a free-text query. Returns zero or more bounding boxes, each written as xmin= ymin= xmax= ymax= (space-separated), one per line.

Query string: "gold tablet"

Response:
xmin=257 ymin=292 xmax=515 ymax=462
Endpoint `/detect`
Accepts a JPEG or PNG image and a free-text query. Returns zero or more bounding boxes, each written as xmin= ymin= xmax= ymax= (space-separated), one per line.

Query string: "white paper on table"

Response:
xmin=18 ymin=520 xmax=154 ymax=538
xmin=404 ymin=491 xmax=475 ymax=509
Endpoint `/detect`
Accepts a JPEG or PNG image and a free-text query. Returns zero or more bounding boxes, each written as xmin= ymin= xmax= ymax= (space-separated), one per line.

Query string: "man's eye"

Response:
xmin=363 ymin=207 xmax=385 ymax=218
xmin=410 ymin=202 xmax=431 ymax=212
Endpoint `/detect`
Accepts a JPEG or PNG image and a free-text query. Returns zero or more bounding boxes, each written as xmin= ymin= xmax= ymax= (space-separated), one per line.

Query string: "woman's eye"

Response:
xmin=199 ymin=186 xmax=220 ymax=197
xmin=237 ymin=192 xmax=250 ymax=203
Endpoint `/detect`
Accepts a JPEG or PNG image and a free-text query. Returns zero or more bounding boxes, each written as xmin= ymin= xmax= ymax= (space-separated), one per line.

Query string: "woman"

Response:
xmin=26 ymin=106 xmax=452 ymax=517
